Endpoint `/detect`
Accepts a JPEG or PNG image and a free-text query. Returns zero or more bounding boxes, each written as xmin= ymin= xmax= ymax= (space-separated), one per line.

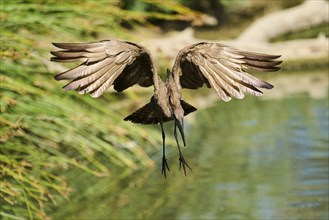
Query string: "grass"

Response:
xmin=0 ymin=1 xmax=203 ymax=219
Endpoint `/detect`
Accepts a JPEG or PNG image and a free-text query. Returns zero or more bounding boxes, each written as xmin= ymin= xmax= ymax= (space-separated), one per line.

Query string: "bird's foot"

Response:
xmin=179 ymin=155 xmax=192 ymax=176
xmin=161 ymin=157 xmax=170 ymax=178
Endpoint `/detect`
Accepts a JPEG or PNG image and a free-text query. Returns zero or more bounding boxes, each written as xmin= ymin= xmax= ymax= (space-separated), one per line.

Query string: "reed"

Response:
xmin=0 ymin=1 xmax=201 ymax=218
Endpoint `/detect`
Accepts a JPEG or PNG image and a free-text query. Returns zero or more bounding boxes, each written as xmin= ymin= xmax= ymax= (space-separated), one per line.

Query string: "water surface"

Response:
xmin=51 ymin=71 xmax=329 ymax=219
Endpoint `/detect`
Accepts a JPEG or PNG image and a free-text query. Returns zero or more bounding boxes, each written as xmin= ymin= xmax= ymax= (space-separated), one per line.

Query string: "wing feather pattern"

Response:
xmin=51 ymin=40 xmax=155 ymax=97
xmin=172 ymin=42 xmax=281 ymax=102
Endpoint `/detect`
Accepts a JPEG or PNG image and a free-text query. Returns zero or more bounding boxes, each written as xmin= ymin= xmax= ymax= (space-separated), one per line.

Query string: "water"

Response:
xmin=51 ymin=71 xmax=329 ymax=219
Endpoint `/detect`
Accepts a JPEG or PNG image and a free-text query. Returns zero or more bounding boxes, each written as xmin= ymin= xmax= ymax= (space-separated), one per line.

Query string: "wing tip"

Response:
xmin=271 ymin=54 xmax=281 ymax=59
xmin=54 ymin=74 xmax=62 ymax=80
xmin=52 ymin=42 xmax=64 ymax=48
xmin=90 ymin=92 xmax=102 ymax=98
xmin=264 ymin=82 xmax=274 ymax=89
xmin=50 ymin=57 xmax=59 ymax=62
xmin=222 ymin=96 xmax=232 ymax=102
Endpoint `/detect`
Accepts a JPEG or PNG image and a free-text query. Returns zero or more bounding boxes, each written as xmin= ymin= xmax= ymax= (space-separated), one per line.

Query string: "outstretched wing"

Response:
xmin=51 ymin=40 xmax=155 ymax=98
xmin=171 ymin=42 xmax=281 ymax=102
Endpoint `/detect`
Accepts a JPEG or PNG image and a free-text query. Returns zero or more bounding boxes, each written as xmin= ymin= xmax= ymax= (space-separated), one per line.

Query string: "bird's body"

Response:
xmin=51 ymin=40 xmax=281 ymax=177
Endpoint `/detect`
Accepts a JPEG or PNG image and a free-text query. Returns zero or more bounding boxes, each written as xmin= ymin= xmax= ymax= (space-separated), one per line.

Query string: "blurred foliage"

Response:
xmin=0 ymin=0 xmax=205 ymax=219
xmin=179 ymin=0 xmax=303 ymax=30
xmin=192 ymin=0 xmax=305 ymax=39
xmin=272 ymin=24 xmax=329 ymax=42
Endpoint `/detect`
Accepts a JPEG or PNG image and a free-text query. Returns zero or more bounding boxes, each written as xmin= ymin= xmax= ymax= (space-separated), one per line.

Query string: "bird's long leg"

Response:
xmin=174 ymin=119 xmax=192 ymax=176
xmin=160 ymin=122 xmax=170 ymax=178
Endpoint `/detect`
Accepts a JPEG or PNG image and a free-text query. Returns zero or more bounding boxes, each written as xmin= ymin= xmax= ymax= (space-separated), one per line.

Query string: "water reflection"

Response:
xmin=51 ymin=72 xmax=328 ymax=219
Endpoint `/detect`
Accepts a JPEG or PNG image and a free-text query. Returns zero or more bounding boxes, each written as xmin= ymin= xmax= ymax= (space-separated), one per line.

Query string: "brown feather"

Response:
xmin=181 ymin=100 xmax=197 ymax=115
xmin=51 ymin=40 xmax=155 ymax=97
xmin=172 ymin=42 xmax=280 ymax=101
xmin=124 ymin=102 xmax=169 ymax=124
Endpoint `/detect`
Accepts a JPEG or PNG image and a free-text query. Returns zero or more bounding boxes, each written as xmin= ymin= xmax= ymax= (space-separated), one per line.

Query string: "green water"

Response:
xmin=51 ymin=72 xmax=329 ymax=219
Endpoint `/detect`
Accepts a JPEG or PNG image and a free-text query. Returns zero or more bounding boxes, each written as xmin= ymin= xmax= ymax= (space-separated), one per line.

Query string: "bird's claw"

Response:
xmin=179 ymin=155 xmax=192 ymax=176
xmin=161 ymin=157 xmax=170 ymax=178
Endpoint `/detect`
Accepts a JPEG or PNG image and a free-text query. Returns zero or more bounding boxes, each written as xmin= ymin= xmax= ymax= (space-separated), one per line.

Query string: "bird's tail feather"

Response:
xmin=124 ymin=102 xmax=160 ymax=125
xmin=124 ymin=100 xmax=197 ymax=125
xmin=181 ymin=100 xmax=197 ymax=116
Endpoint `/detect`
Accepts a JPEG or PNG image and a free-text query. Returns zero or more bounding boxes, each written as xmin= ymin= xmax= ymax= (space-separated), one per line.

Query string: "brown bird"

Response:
xmin=50 ymin=40 xmax=281 ymax=177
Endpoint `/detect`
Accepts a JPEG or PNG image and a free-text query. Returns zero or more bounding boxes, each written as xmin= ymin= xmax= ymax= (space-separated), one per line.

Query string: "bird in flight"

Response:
xmin=51 ymin=40 xmax=281 ymax=177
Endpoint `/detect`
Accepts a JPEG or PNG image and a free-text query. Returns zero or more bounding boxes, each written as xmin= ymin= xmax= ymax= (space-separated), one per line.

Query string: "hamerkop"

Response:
xmin=51 ymin=40 xmax=281 ymax=177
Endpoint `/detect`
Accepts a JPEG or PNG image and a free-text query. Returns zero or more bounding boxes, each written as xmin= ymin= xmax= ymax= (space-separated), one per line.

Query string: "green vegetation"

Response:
xmin=272 ymin=24 xmax=329 ymax=42
xmin=0 ymin=1 xmax=203 ymax=219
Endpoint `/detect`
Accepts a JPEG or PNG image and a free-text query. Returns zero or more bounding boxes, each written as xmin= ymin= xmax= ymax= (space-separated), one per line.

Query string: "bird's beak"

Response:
xmin=175 ymin=118 xmax=186 ymax=146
